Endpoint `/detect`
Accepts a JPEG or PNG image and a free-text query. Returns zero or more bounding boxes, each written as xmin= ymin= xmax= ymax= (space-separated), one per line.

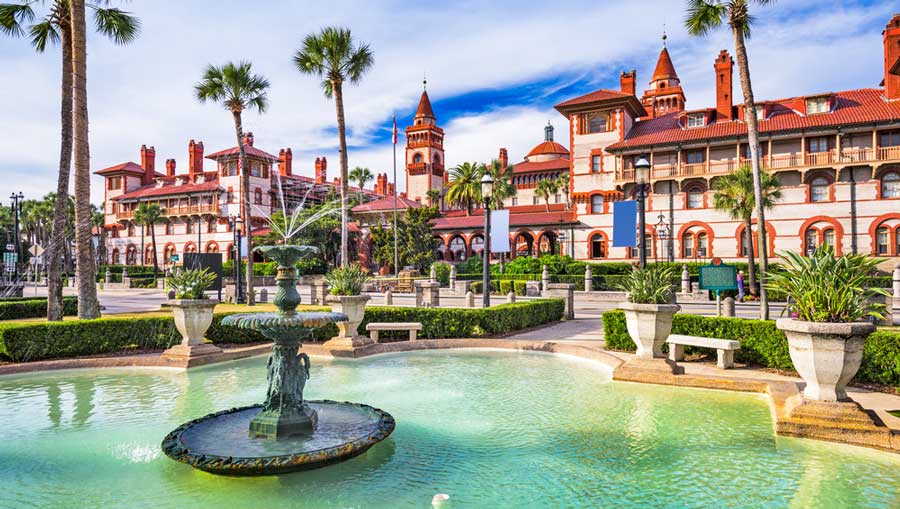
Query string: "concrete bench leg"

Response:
xmin=717 ymin=349 xmax=734 ymax=369
xmin=668 ymin=343 xmax=685 ymax=362
xmin=409 ymin=330 xmax=417 ymax=342
xmin=370 ymin=330 xmax=379 ymax=343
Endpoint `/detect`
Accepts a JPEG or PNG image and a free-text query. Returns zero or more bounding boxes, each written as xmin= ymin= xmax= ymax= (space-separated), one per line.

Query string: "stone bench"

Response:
xmin=365 ymin=322 xmax=423 ymax=343
xmin=666 ymin=334 xmax=741 ymax=369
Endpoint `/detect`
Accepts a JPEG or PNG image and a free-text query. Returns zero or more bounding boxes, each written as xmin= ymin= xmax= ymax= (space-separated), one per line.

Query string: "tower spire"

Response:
xmin=662 ymin=23 xmax=667 ymax=47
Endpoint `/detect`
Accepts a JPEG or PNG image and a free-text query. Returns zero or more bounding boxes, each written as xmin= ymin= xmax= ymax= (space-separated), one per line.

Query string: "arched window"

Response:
xmin=882 ymin=172 xmax=900 ymax=199
xmin=590 ymin=195 xmax=604 ymax=214
xmin=207 ymin=219 xmax=216 ymax=233
xmin=164 ymin=244 xmax=177 ymax=264
xmin=810 ymin=176 xmax=830 ymax=202
xmin=822 ymin=228 xmax=835 ymax=248
xmin=589 ymin=233 xmax=607 ymax=259
xmin=896 ymin=229 xmax=900 ymax=255
xmin=470 ymin=235 xmax=485 ymax=256
xmin=631 ymin=234 xmax=652 ymax=258
xmin=686 ymin=186 xmax=704 ymax=209
xmin=206 ymin=243 xmax=219 ymax=254
xmin=682 ymin=232 xmax=694 ymax=258
xmin=697 ymin=232 xmax=708 ymax=258
xmin=876 ymin=227 xmax=889 ymax=255
xmin=449 ymin=236 xmax=466 ymax=261
xmin=413 ymin=153 xmax=423 ymax=164
xmin=805 ymin=229 xmax=818 ymax=255
xmin=185 ymin=243 xmax=197 ymax=254
xmin=433 ymin=154 xmax=441 ymax=165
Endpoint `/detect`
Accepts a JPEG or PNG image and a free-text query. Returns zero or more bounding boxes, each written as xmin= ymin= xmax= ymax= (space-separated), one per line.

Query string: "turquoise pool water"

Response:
xmin=2 ymin=350 xmax=900 ymax=508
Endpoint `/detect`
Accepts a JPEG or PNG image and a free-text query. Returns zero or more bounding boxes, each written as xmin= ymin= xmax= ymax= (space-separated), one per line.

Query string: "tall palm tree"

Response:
xmin=195 ymin=61 xmax=270 ymax=306
xmin=445 ymin=162 xmax=482 ymax=215
xmin=91 ymin=203 xmax=104 ymax=267
xmin=425 ymin=188 xmax=442 ymax=208
xmin=2 ymin=0 xmax=138 ymax=319
xmin=712 ymin=165 xmax=781 ymax=296
xmin=685 ymin=0 xmax=774 ymax=318
xmin=349 ymin=166 xmax=374 ymax=202
xmin=482 ymin=160 xmax=516 ymax=209
xmin=294 ymin=27 xmax=374 ymax=267
xmin=556 ymin=172 xmax=571 ymax=209
xmin=534 ymin=178 xmax=559 ymax=212
xmin=133 ymin=202 xmax=163 ymax=279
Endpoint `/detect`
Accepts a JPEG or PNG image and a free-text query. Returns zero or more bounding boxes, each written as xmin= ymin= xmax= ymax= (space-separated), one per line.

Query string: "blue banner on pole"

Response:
xmin=612 ymin=200 xmax=638 ymax=247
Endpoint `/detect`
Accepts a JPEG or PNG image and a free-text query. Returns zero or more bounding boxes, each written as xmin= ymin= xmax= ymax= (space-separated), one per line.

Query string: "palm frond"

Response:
xmin=29 ymin=17 xmax=59 ymax=51
xmin=684 ymin=0 xmax=726 ymax=37
xmin=91 ymin=6 xmax=139 ymax=45
xmin=0 ymin=2 xmax=36 ymax=38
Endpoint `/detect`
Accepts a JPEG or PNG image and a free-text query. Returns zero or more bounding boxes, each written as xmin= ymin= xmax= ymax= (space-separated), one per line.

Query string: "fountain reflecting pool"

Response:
xmin=3 ymin=351 xmax=900 ymax=507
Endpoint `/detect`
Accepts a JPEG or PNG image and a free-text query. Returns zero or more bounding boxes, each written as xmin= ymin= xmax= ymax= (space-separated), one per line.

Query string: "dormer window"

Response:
xmin=806 ymin=96 xmax=829 ymax=114
xmin=687 ymin=113 xmax=705 ymax=128
xmin=754 ymin=105 xmax=766 ymax=120
xmin=579 ymin=111 xmax=610 ymax=134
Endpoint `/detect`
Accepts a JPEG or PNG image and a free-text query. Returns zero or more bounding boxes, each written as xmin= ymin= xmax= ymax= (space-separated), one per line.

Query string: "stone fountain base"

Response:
xmin=162 ymin=400 xmax=395 ymax=476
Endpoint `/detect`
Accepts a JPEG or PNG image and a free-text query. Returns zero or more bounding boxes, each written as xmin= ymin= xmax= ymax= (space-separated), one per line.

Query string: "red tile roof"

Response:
xmin=651 ymin=47 xmax=678 ymax=81
xmin=415 ymin=90 xmax=435 ymax=118
xmin=431 ymin=205 xmax=575 ymax=230
xmin=205 ymin=144 xmax=279 ymax=161
xmin=607 ymin=88 xmax=900 ymax=151
xmin=94 ymin=162 xmax=147 ymax=176
xmin=526 ymin=141 xmax=569 ymax=158
xmin=112 ymin=179 xmax=221 ymax=201
xmin=512 ymin=158 xmax=569 ymax=174
xmin=352 ymin=195 xmax=423 ymax=213
xmin=554 ymin=88 xmax=647 ymax=118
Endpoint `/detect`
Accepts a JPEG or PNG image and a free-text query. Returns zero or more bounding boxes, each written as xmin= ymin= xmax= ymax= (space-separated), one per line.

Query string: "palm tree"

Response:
xmin=195 ymin=61 xmax=270 ymax=306
xmin=482 ymin=160 xmax=516 ymax=209
xmin=2 ymin=0 xmax=138 ymax=319
xmin=425 ymin=188 xmax=442 ymax=208
xmin=294 ymin=27 xmax=374 ymax=267
xmin=534 ymin=178 xmax=559 ymax=212
xmin=556 ymin=172 xmax=571 ymax=209
xmin=445 ymin=162 xmax=482 ymax=215
xmin=349 ymin=166 xmax=374 ymax=202
xmin=133 ymin=203 xmax=163 ymax=279
xmin=686 ymin=0 xmax=773 ymax=318
xmin=712 ymin=165 xmax=781 ymax=296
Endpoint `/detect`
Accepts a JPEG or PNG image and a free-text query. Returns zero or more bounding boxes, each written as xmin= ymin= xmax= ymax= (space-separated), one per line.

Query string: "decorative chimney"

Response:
xmin=315 ymin=156 xmax=327 ymax=184
xmin=165 ymin=158 xmax=176 ymax=177
xmin=498 ymin=148 xmax=509 ymax=169
xmin=242 ymin=132 xmax=254 ymax=147
xmin=884 ymin=14 xmax=900 ymax=100
xmin=188 ymin=140 xmax=204 ymax=179
xmin=620 ymin=69 xmax=636 ymax=97
xmin=140 ymin=144 xmax=156 ymax=185
xmin=278 ymin=148 xmax=293 ymax=176
xmin=715 ymin=50 xmax=734 ymax=121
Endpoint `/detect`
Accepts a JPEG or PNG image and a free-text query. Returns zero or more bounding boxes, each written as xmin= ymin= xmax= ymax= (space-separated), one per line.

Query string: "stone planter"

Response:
xmin=620 ymin=302 xmax=680 ymax=359
xmin=324 ymin=294 xmax=372 ymax=349
xmin=776 ymin=318 xmax=875 ymax=402
xmin=162 ymin=299 xmax=221 ymax=361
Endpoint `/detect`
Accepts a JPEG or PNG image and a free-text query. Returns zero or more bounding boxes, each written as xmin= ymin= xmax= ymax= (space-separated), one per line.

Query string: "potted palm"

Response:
xmin=770 ymin=247 xmax=888 ymax=402
xmin=163 ymin=268 xmax=220 ymax=360
xmin=324 ymin=264 xmax=372 ymax=348
xmin=616 ymin=265 xmax=680 ymax=359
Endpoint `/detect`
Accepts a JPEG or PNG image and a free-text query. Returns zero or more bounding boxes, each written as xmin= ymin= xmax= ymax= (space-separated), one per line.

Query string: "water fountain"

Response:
xmin=161 ymin=245 xmax=395 ymax=475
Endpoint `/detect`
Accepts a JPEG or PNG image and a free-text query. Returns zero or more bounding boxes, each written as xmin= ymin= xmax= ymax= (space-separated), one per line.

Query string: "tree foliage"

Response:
xmin=370 ymin=206 xmax=440 ymax=272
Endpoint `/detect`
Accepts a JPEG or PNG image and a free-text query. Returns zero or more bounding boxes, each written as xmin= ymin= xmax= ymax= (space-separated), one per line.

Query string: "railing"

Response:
xmin=115 ymin=203 xmax=219 ymax=220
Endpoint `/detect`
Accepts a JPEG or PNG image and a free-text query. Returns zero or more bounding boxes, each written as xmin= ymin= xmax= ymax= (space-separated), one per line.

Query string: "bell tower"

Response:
xmin=641 ymin=33 xmax=687 ymax=119
xmin=405 ymin=79 xmax=445 ymax=203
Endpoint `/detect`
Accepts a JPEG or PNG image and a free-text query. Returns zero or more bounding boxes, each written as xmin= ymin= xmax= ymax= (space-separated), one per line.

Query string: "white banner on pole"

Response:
xmin=490 ymin=209 xmax=510 ymax=253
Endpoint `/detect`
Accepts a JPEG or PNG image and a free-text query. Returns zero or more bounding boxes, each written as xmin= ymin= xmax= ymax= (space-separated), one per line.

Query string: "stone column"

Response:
xmin=430 ymin=265 xmax=437 ymax=283
xmin=545 ymin=283 xmax=575 ymax=320
xmin=449 ymin=266 xmax=457 ymax=292
xmin=465 ymin=291 xmax=475 ymax=308
xmin=414 ymin=284 xmax=424 ymax=307
xmin=584 ymin=265 xmax=592 ymax=292
xmin=681 ymin=265 xmax=691 ymax=294
xmin=384 ymin=289 xmax=393 ymax=305
xmin=105 ymin=269 xmax=112 ymax=283
xmin=417 ymin=280 xmax=440 ymax=307
xmin=723 ymin=297 xmax=736 ymax=317
xmin=541 ymin=265 xmax=550 ymax=292
xmin=893 ymin=262 xmax=900 ymax=300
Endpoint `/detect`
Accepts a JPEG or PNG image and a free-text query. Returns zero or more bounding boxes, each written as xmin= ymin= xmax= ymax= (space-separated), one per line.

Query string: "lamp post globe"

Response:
xmin=480 ymin=173 xmax=494 ymax=308
xmin=634 ymin=156 xmax=651 ymax=268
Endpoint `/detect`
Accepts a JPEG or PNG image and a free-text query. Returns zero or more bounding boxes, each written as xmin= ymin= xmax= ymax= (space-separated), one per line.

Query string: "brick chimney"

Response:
xmin=315 ymin=157 xmax=327 ymax=184
xmin=278 ymin=148 xmax=293 ymax=176
xmin=498 ymin=148 xmax=508 ymax=169
xmin=188 ymin=139 xmax=204 ymax=179
xmin=140 ymin=144 xmax=155 ymax=185
xmin=387 ymin=182 xmax=395 ymax=196
xmin=620 ymin=69 xmax=636 ymax=96
xmin=884 ymin=14 xmax=900 ymax=100
xmin=242 ymin=132 xmax=254 ymax=147
xmin=165 ymin=158 xmax=176 ymax=177
xmin=715 ymin=50 xmax=734 ymax=121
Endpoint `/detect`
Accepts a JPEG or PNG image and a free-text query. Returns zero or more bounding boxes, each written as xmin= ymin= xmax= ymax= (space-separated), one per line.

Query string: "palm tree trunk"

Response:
xmin=47 ymin=23 xmax=74 ymax=321
xmin=69 ymin=0 xmax=100 ymax=319
xmin=333 ymin=81 xmax=350 ymax=267
xmin=733 ymin=28 xmax=769 ymax=320
xmin=233 ymin=111 xmax=255 ymax=305
xmin=150 ymin=227 xmax=159 ymax=279
xmin=744 ymin=217 xmax=757 ymax=296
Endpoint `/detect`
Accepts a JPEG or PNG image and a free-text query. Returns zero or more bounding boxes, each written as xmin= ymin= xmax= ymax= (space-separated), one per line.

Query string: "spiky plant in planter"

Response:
xmin=164 ymin=268 xmax=221 ymax=361
xmin=770 ymin=246 xmax=889 ymax=401
xmin=615 ymin=265 xmax=680 ymax=359
xmin=324 ymin=264 xmax=373 ymax=349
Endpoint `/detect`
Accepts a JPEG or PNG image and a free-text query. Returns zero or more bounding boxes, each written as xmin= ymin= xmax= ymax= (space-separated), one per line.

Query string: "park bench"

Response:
xmin=366 ymin=322 xmax=423 ymax=343
xmin=666 ymin=334 xmax=741 ymax=369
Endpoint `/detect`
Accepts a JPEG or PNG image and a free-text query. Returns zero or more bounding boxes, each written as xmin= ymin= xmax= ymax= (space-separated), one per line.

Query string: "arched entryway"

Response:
xmin=513 ymin=231 xmax=535 ymax=258
xmin=537 ymin=231 xmax=559 ymax=255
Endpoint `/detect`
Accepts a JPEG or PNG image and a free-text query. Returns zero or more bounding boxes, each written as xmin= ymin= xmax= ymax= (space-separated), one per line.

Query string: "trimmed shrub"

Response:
xmin=514 ymin=281 xmax=526 ymax=296
xmin=499 ymin=280 xmax=513 ymax=295
xmin=430 ymin=261 xmax=452 ymax=286
xmin=469 ymin=281 xmax=498 ymax=294
xmin=0 ymin=297 xmax=78 ymax=321
xmin=858 ymin=331 xmax=900 ymax=388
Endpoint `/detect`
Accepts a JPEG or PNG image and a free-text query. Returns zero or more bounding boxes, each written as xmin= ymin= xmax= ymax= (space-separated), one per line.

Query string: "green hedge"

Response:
xmin=0 ymin=300 xmax=564 ymax=362
xmin=0 ymin=297 xmax=78 ymax=321
xmin=602 ymin=310 xmax=900 ymax=388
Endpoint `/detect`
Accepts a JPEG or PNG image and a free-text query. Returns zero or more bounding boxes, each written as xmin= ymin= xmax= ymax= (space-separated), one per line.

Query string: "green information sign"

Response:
xmin=698 ymin=263 xmax=737 ymax=292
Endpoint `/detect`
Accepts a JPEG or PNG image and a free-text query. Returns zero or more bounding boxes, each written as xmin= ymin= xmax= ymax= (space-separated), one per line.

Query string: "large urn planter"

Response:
xmin=776 ymin=318 xmax=875 ymax=402
xmin=162 ymin=299 xmax=222 ymax=361
xmin=620 ymin=302 xmax=680 ymax=359
xmin=324 ymin=294 xmax=372 ymax=349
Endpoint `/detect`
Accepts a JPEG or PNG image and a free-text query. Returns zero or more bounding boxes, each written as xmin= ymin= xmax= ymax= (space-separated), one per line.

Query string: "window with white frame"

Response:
xmin=590 ymin=235 xmax=607 ymax=259
xmin=697 ymin=233 xmax=709 ymax=257
xmin=810 ymin=177 xmax=830 ymax=202
xmin=682 ymin=232 xmax=694 ymax=258
xmin=591 ymin=155 xmax=601 ymax=173
xmin=805 ymin=229 xmax=818 ymax=255
xmin=882 ymin=172 xmax=900 ymax=198
xmin=687 ymin=113 xmax=705 ymax=128
xmin=590 ymin=194 xmax=604 ymax=214
xmin=686 ymin=187 xmax=703 ymax=209
xmin=807 ymin=137 xmax=829 ymax=153
xmin=823 ymin=228 xmax=835 ymax=248
xmin=876 ymin=227 xmax=890 ymax=255
xmin=806 ymin=96 xmax=829 ymax=114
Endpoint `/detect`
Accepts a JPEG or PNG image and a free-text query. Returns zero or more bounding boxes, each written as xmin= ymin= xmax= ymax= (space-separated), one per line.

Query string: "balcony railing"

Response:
xmin=616 ymin=145 xmax=900 ymax=181
xmin=115 ymin=203 xmax=219 ymax=221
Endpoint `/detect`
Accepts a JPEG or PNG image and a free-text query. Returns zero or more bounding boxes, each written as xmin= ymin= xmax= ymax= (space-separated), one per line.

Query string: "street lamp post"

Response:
xmin=10 ymin=192 xmax=24 ymax=281
xmin=231 ymin=215 xmax=244 ymax=304
xmin=634 ymin=157 xmax=650 ymax=268
xmin=481 ymin=173 xmax=494 ymax=308
xmin=656 ymin=213 xmax=670 ymax=264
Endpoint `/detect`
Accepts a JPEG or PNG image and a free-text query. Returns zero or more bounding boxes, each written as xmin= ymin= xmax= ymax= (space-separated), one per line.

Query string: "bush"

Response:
xmin=858 ymin=331 xmax=900 ymax=388
xmin=325 ymin=264 xmax=371 ymax=296
xmin=430 ymin=261 xmax=452 ymax=286
xmin=454 ymin=255 xmax=483 ymax=275
xmin=514 ymin=281 xmax=526 ymax=296
xmin=0 ymin=297 xmax=78 ymax=321
xmin=469 ymin=281 xmax=498 ymax=294
xmin=614 ymin=265 xmax=677 ymax=304
xmin=499 ymin=280 xmax=513 ymax=295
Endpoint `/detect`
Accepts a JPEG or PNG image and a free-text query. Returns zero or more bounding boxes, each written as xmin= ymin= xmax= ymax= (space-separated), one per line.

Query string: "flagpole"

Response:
xmin=392 ymin=114 xmax=399 ymax=279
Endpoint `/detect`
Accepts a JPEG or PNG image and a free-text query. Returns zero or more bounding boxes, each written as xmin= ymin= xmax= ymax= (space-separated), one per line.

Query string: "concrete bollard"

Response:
xmin=545 ymin=283 xmax=575 ymax=320
xmin=258 ymin=288 xmax=268 ymax=303
xmin=449 ymin=266 xmax=457 ymax=292
xmin=893 ymin=262 xmax=900 ymax=300
xmin=541 ymin=265 xmax=550 ymax=292
xmin=430 ymin=265 xmax=437 ymax=283
xmin=465 ymin=291 xmax=475 ymax=308
xmin=415 ymin=284 xmax=424 ymax=307
xmin=584 ymin=265 xmax=592 ymax=292
xmin=506 ymin=291 xmax=516 ymax=304
xmin=384 ymin=289 xmax=393 ymax=305
xmin=681 ymin=265 xmax=691 ymax=294
xmin=105 ymin=270 xmax=112 ymax=283
xmin=122 ymin=268 xmax=129 ymax=279
xmin=723 ymin=297 xmax=736 ymax=317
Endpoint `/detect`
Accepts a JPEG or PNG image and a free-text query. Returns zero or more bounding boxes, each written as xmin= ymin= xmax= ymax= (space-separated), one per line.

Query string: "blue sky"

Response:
xmin=0 ymin=0 xmax=895 ymax=204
